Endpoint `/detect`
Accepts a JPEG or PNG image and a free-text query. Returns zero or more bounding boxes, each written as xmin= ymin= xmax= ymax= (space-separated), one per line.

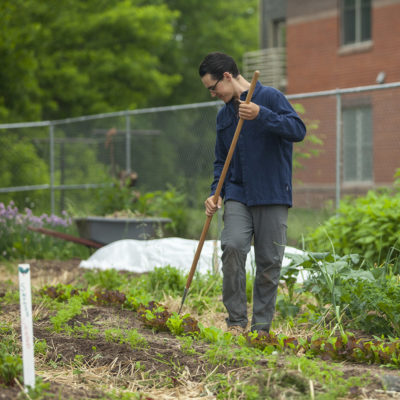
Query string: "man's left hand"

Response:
xmin=238 ymin=101 xmax=260 ymax=120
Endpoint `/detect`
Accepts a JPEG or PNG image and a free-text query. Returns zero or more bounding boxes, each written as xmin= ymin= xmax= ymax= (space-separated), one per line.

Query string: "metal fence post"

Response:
xmin=126 ymin=114 xmax=131 ymax=173
xmin=336 ymin=91 xmax=342 ymax=210
xmin=49 ymin=123 xmax=55 ymax=214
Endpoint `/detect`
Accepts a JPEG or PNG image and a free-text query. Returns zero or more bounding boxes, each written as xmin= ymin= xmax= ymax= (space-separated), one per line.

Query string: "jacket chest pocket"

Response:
xmin=217 ymin=118 xmax=235 ymax=148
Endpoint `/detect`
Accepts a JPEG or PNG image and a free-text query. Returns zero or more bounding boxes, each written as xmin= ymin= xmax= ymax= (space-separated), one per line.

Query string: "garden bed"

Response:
xmin=1 ymin=259 xmax=400 ymax=399
xmin=75 ymin=216 xmax=172 ymax=244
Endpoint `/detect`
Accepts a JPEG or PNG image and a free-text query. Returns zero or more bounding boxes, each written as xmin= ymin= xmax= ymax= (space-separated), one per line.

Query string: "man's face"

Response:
xmin=201 ymin=73 xmax=233 ymax=103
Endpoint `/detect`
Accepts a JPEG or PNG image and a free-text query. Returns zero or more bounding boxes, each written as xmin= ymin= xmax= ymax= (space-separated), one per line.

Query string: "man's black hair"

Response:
xmin=199 ymin=52 xmax=240 ymax=80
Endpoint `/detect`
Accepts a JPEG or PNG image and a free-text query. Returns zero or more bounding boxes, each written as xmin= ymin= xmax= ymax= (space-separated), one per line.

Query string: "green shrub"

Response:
xmin=306 ymin=189 xmax=400 ymax=264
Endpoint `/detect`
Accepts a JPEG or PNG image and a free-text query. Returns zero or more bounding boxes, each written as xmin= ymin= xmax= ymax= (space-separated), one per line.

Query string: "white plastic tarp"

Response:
xmin=79 ymin=237 xmax=304 ymax=275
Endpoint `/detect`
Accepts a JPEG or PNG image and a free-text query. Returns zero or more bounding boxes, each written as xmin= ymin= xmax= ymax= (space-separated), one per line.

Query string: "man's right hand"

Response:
xmin=204 ymin=195 xmax=222 ymax=216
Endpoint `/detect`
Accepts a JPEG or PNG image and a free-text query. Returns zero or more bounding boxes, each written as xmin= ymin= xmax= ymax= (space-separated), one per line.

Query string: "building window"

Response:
xmin=341 ymin=0 xmax=371 ymax=45
xmin=343 ymin=106 xmax=373 ymax=183
xmin=271 ymin=19 xmax=286 ymax=48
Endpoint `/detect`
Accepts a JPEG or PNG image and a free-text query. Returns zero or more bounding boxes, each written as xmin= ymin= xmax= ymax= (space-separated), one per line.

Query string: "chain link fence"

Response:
xmin=291 ymin=82 xmax=400 ymax=208
xmin=0 ymin=102 xmax=221 ymax=215
xmin=1 ymin=82 xmax=399 ymax=216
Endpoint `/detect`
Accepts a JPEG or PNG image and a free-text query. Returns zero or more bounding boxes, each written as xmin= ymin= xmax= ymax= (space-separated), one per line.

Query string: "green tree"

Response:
xmin=0 ymin=0 xmax=259 ymax=122
xmin=0 ymin=134 xmax=49 ymax=206
xmin=34 ymin=0 xmax=181 ymax=119
xmin=0 ymin=0 xmax=181 ymax=122
xmin=0 ymin=1 xmax=42 ymax=122
xmin=159 ymin=0 xmax=259 ymax=105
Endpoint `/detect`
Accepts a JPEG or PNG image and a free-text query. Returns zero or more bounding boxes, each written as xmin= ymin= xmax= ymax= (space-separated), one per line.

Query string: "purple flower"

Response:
xmin=0 ymin=201 xmax=72 ymax=229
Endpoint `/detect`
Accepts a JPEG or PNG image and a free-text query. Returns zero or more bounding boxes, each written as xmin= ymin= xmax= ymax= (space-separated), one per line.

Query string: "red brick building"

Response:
xmin=287 ymin=0 xmax=400 ymax=92
xmin=252 ymin=0 xmax=400 ymax=207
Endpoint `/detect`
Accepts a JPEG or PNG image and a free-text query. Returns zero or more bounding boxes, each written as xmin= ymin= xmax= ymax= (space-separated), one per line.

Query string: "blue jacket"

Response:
xmin=211 ymin=81 xmax=306 ymax=207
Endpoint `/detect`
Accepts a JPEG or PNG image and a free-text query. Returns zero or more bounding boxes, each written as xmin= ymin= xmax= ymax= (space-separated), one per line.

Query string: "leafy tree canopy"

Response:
xmin=0 ymin=0 xmax=258 ymax=122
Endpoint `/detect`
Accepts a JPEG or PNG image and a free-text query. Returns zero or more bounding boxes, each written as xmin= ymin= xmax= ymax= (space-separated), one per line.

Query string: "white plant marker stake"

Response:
xmin=18 ymin=263 xmax=35 ymax=390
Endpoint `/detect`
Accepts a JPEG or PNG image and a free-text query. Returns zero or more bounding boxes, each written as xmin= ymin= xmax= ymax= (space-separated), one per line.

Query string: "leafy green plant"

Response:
xmin=0 ymin=353 xmax=22 ymax=386
xmin=0 ymin=326 xmax=23 ymax=386
xmin=34 ymin=339 xmax=47 ymax=356
xmin=23 ymin=377 xmax=52 ymax=400
xmin=94 ymin=179 xmax=135 ymax=216
xmin=40 ymin=283 xmax=84 ymax=302
xmin=50 ymin=296 xmax=83 ymax=332
xmin=286 ymin=355 xmax=370 ymax=399
xmin=166 ymin=312 xmax=186 ymax=336
xmin=137 ymin=301 xmax=200 ymax=335
xmin=285 ymin=250 xmax=400 ymax=336
xmin=83 ymin=268 xmax=127 ymax=291
xmin=0 ymin=324 xmax=20 ymax=355
xmin=104 ymin=328 xmax=148 ymax=349
xmin=124 ymin=330 xmax=149 ymax=349
xmin=277 ymin=261 xmax=306 ymax=320
xmin=198 ymin=325 xmax=226 ymax=344
xmin=306 ymin=187 xmax=400 ymax=264
xmin=125 ymin=291 xmax=152 ymax=311
xmin=134 ymin=185 xmax=187 ymax=235
xmin=1 ymin=289 xmax=20 ymax=305
xmin=104 ymin=390 xmax=143 ymax=400
xmin=177 ymin=336 xmax=199 ymax=356
xmin=167 ymin=312 xmax=196 ymax=336
xmin=344 ymin=275 xmax=400 ymax=336
xmin=147 ymin=265 xmax=185 ymax=296
xmin=40 ymin=283 xmax=129 ymax=309
xmin=206 ymin=343 xmax=260 ymax=367
xmin=206 ymin=373 xmax=231 ymax=400
xmin=72 ymin=323 xmax=100 ymax=339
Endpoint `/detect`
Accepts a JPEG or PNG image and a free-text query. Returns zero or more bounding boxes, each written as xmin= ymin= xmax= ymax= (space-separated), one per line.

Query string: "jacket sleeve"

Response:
xmin=210 ymin=124 xmax=228 ymax=199
xmin=255 ymin=88 xmax=306 ymax=142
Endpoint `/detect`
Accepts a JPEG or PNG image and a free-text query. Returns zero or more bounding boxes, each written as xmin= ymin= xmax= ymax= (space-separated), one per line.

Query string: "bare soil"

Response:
xmin=1 ymin=259 xmax=400 ymax=399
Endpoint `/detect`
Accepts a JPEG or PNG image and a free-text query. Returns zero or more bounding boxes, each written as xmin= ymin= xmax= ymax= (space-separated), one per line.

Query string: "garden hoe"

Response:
xmin=178 ymin=70 xmax=260 ymax=314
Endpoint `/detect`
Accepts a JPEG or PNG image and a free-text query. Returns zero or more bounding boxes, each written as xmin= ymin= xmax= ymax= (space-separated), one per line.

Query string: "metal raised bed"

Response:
xmin=74 ymin=216 xmax=172 ymax=245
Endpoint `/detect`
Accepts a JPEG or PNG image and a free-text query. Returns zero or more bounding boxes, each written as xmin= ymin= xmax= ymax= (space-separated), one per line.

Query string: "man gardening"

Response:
xmin=199 ymin=52 xmax=306 ymax=336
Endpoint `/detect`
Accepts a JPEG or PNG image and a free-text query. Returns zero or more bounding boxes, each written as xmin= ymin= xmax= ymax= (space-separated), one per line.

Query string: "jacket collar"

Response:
xmin=240 ymin=80 xmax=262 ymax=101
xmin=225 ymin=81 xmax=261 ymax=114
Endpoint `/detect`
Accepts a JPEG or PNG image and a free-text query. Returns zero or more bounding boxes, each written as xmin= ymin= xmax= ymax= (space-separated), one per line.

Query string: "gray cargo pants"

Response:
xmin=221 ymin=200 xmax=288 ymax=332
